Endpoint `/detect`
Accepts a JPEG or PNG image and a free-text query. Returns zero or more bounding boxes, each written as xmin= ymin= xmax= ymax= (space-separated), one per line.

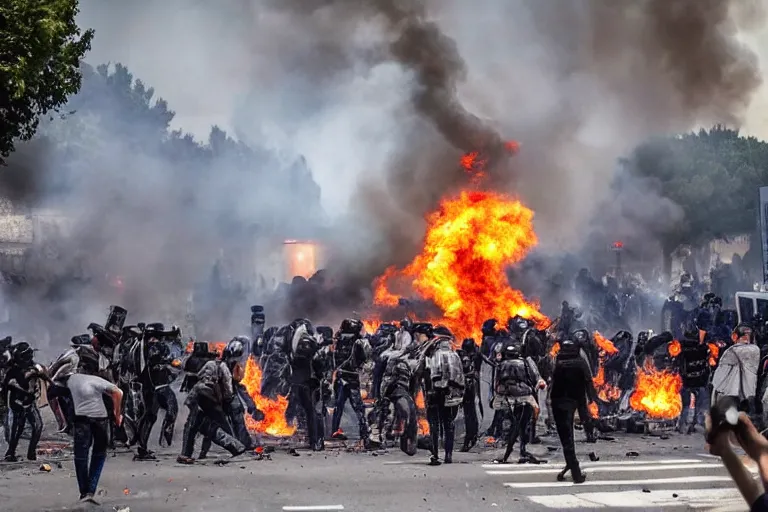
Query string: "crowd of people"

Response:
xmin=3 ymin=268 xmax=768 ymax=505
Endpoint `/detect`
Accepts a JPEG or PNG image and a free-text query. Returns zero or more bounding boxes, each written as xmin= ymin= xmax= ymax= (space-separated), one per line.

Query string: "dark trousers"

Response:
xmin=500 ymin=403 xmax=533 ymax=462
xmin=290 ymin=384 xmax=319 ymax=446
xmin=5 ymin=405 xmax=42 ymax=459
xmin=331 ymin=380 xmax=369 ymax=439
xmin=678 ymin=386 xmax=708 ymax=430
xmin=392 ymin=393 xmax=417 ymax=455
xmin=462 ymin=383 xmax=479 ymax=444
xmin=226 ymin=393 xmax=253 ymax=450
xmin=552 ymin=399 xmax=582 ymax=475
xmin=181 ymin=397 xmax=243 ymax=458
xmin=426 ymin=395 xmax=459 ymax=459
xmin=73 ymin=416 xmax=109 ymax=497
xmin=154 ymin=386 xmax=179 ymax=447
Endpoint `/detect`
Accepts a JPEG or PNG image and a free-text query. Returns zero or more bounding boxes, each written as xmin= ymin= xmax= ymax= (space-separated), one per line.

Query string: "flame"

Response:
xmin=185 ymin=341 xmax=227 ymax=355
xmin=415 ymin=390 xmax=430 ymax=435
xmin=550 ymin=342 xmax=560 ymax=357
xmin=708 ymin=343 xmax=720 ymax=367
xmin=668 ymin=340 xmax=682 ymax=357
xmin=588 ymin=402 xmax=599 ymax=419
xmin=593 ymin=332 xmax=619 ymax=355
xmin=241 ymin=356 xmax=296 ymax=437
xmin=589 ymin=332 xmax=621 ymax=406
xmin=629 ymin=360 xmax=683 ymax=419
xmin=362 ymin=319 xmax=381 ymax=335
xmin=372 ymin=190 xmax=548 ymax=340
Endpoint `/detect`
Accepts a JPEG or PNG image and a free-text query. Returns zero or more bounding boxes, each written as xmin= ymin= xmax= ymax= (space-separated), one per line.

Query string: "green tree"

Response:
xmin=625 ymin=126 xmax=768 ymax=249
xmin=0 ymin=0 xmax=93 ymax=163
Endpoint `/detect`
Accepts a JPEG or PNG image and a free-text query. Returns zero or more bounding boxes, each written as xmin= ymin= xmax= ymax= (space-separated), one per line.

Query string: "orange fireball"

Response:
xmin=373 ymin=190 xmax=548 ymax=340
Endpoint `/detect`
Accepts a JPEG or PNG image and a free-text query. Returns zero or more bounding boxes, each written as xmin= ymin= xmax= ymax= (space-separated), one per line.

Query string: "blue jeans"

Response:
xmin=678 ymin=386 xmax=709 ymax=430
xmin=73 ymin=416 xmax=108 ymax=497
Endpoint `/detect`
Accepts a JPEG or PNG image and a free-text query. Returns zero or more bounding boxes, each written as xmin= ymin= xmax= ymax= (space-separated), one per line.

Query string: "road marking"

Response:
xmin=527 ymin=488 xmax=743 ymax=509
xmin=487 ymin=462 xmax=724 ymax=475
xmin=481 ymin=458 xmax=701 ymax=470
xmin=383 ymin=461 xmax=405 ymax=465
xmin=504 ymin=475 xmax=733 ymax=489
xmin=282 ymin=506 xmax=345 ymax=511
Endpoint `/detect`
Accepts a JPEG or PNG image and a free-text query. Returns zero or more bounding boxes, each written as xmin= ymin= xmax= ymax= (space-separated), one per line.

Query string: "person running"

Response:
xmin=66 ymin=348 xmax=123 ymax=504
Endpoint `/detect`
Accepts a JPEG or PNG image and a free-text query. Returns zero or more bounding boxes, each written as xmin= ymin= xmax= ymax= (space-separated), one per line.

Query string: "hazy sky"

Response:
xmin=75 ymin=0 xmax=768 ymax=223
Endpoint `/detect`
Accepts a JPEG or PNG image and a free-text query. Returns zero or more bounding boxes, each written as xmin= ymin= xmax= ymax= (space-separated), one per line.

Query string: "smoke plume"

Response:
xmin=0 ymin=0 xmax=765 ymax=347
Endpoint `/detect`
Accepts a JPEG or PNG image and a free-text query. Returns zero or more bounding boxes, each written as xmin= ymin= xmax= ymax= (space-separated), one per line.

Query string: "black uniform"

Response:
xmin=676 ymin=335 xmax=711 ymax=433
xmin=492 ymin=342 xmax=541 ymax=464
xmin=178 ymin=342 xmax=216 ymax=460
xmin=421 ymin=330 xmax=465 ymax=465
xmin=550 ymin=340 xmax=597 ymax=483
xmin=380 ymin=347 xmax=418 ymax=455
xmin=178 ymin=359 xmax=245 ymax=462
xmin=457 ymin=338 xmax=481 ymax=451
xmin=331 ymin=319 xmax=370 ymax=446
xmin=3 ymin=343 xmax=46 ymax=462
xmin=287 ymin=320 xmax=322 ymax=451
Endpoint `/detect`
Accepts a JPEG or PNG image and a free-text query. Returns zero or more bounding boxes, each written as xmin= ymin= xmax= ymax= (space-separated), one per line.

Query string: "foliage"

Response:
xmin=623 ymin=125 xmax=768 ymax=252
xmin=0 ymin=0 xmax=93 ymax=163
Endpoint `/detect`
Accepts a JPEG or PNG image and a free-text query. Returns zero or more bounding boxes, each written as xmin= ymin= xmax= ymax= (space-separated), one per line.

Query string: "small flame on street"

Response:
xmin=415 ymin=390 xmax=429 ymax=435
xmin=668 ymin=340 xmax=682 ymax=358
xmin=708 ymin=343 xmax=720 ymax=366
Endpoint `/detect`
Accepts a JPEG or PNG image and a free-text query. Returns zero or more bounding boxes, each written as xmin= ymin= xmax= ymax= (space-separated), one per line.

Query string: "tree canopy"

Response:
xmin=0 ymin=0 xmax=93 ymax=163
xmin=622 ymin=125 xmax=768 ymax=253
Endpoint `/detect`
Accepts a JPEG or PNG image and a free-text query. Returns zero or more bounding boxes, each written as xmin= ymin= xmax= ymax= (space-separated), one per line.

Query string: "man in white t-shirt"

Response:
xmin=66 ymin=349 xmax=123 ymax=505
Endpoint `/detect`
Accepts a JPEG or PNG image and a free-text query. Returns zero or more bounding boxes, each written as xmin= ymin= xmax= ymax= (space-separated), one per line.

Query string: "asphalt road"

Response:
xmin=0 ymin=422 xmax=752 ymax=512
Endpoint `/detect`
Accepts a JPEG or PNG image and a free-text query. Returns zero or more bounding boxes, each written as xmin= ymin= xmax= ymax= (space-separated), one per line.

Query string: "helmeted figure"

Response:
xmin=285 ymin=320 xmax=323 ymax=450
xmin=3 ymin=342 xmax=50 ymax=461
xmin=380 ymin=342 xmax=420 ymax=455
xmin=330 ymin=318 xmax=371 ymax=448
xmin=457 ymin=338 xmax=482 ymax=452
xmin=490 ymin=338 xmax=544 ymax=464
xmin=419 ymin=325 xmax=465 ymax=465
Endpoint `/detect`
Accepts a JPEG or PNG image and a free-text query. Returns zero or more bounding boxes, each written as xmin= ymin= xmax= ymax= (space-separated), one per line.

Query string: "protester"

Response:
xmin=66 ymin=348 xmax=124 ymax=504
xmin=712 ymin=324 xmax=759 ymax=413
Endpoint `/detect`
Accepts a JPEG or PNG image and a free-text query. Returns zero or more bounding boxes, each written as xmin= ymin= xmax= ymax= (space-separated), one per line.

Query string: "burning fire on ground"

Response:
xmin=185 ymin=342 xmax=295 ymax=436
xmin=629 ymin=360 xmax=683 ymax=419
xmin=241 ymin=357 xmax=296 ymax=437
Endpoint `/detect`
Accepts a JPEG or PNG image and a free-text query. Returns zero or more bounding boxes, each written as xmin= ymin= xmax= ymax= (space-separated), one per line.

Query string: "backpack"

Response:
xmin=495 ymin=357 xmax=533 ymax=397
xmin=428 ymin=342 xmax=465 ymax=392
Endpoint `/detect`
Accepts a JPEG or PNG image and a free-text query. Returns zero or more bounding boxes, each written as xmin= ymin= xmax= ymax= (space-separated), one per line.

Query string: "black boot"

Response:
xmin=557 ymin=465 xmax=570 ymax=481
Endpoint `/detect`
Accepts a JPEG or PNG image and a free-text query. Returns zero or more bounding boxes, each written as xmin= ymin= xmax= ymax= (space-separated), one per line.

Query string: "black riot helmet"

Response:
xmin=571 ymin=329 xmax=589 ymax=346
xmin=377 ymin=323 xmax=398 ymax=336
xmin=105 ymin=305 xmax=128 ymax=336
xmin=509 ymin=315 xmax=530 ymax=333
xmin=12 ymin=342 xmax=34 ymax=365
xmin=433 ymin=325 xmax=453 ymax=338
xmin=291 ymin=318 xmax=315 ymax=335
xmin=637 ymin=330 xmax=651 ymax=346
xmin=339 ymin=319 xmax=363 ymax=336
xmin=462 ymin=338 xmax=477 ymax=352
xmin=613 ymin=330 xmax=633 ymax=346
xmin=78 ymin=345 xmax=100 ymax=374
xmin=71 ymin=334 xmax=92 ymax=347
xmin=226 ymin=336 xmax=249 ymax=359
xmin=412 ymin=322 xmax=434 ymax=339
xmin=192 ymin=341 xmax=210 ymax=357
xmin=400 ymin=317 xmax=413 ymax=331
xmin=481 ymin=319 xmax=498 ymax=337
xmin=316 ymin=326 xmax=333 ymax=343
xmin=558 ymin=339 xmax=579 ymax=359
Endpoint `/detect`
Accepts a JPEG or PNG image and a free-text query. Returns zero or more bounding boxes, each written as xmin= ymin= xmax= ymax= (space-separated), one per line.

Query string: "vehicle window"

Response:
xmin=739 ymin=297 xmax=755 ymax=322
xmin=757 ymin=299 xmax=768 ymax=320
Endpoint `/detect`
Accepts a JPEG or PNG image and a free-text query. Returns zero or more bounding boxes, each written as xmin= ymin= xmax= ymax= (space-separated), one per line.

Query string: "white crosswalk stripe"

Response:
xmin=480 ymin=457 xmax=751 ymax=509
